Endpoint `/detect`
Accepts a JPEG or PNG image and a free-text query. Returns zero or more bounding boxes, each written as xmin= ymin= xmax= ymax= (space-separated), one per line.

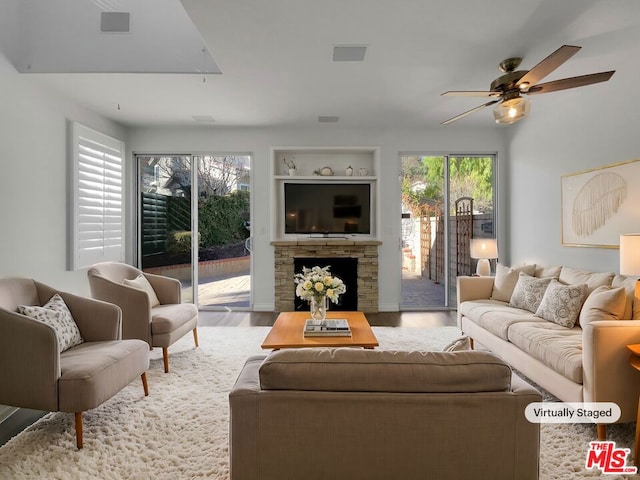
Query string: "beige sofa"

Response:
xmin=229 ymin=348 xmax=541 ymax=480
xmin=457 ymin=264 xmax=640 ymax=440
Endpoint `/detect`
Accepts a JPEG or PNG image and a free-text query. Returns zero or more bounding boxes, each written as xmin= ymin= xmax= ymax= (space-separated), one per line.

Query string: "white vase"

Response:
xmin=310 ymin=296 xmax=328 ymax=321
xmin=288 ymin=168 xmax=296 ymax=176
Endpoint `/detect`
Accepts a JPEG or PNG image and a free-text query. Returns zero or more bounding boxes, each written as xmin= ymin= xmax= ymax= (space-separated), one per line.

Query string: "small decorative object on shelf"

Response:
xmin=358 ymin=167 xmax=369 ymax=176
xmin=313 ymin=166 xmax=334 ymax=176
xmin=345 ymin=165 xmax=353 ymax=176
xmin=294 ymin=266 xmax=346 ymax=321
xmin=283 ymin=157 xmax=297 ymax=176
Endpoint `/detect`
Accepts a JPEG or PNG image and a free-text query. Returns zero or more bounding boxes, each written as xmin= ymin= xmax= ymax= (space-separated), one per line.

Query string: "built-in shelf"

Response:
xmin=270 ymin=146 xmax=381 ymax=241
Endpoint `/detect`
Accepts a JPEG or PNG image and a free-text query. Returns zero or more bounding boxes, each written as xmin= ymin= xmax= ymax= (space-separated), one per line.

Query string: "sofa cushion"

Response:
xmin=151 ymin=303 xmax=198 ymax=335
xmin=509 ymin=273 xmax=553 ymax=313
xmin=559 ymin=266 xmax=614 ymax=293
xmin=611 ymin=275 xmax=640 ymax=320
xmin=18 ymin=293 xmax=84 ymax=353
xmin=534 ymin=265 xmax=562 ymax=278
xmin=535 ymin=279 xmax=588 ymax=328
xmin=259 ymin=348 xmax=512 ymax=393
xmin=490 ymin=263 xmax=536 ymax=302
xmin=459 ymin=300 xmax=546 ymax=340
xmin=579 ymin=286 xmax=627 ymax=327
xmin=507 ymin=321 xmax=583 ymax=384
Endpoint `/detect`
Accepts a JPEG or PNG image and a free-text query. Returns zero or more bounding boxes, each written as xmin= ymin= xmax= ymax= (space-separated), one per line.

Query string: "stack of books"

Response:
xmin=303 ymin=319 xmax=352 ymax=337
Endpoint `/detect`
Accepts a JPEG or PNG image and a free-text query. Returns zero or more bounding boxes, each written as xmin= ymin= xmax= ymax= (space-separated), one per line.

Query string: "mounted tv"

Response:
xmin=284 ymin=182 xmax=371 ymax=235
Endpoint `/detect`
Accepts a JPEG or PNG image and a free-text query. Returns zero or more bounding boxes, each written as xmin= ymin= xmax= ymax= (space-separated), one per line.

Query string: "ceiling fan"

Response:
xmin=441 ymin=45 xmax=615 ymax=125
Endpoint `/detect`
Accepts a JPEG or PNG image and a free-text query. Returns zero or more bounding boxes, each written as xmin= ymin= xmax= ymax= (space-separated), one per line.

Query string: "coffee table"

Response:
xmin=261 ymin=311 xmax=379 ymax=350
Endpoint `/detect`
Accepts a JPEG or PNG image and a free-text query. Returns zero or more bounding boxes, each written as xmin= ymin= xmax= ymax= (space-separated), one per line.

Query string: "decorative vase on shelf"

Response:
xmin=345 ymin=165 xmax=353 ymax=176
xmin=310 ymin=296 xmax=328 ymax=321
xmin=288 ymin=168 xmax=296 ymax=176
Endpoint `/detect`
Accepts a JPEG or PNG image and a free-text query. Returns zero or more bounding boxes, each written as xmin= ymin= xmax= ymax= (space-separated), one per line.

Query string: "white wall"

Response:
xmin=507 ymin=65 xmax=640 ymax=273
xmin=0 ymin=52 xmax=127 ymax=295
xmin=129 ymin=125 xmax=508 ymax=310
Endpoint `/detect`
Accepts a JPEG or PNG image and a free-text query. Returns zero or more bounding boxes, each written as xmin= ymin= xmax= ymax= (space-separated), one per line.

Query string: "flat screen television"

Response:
xmin=284 ymin=182 xmax=372 ymax=235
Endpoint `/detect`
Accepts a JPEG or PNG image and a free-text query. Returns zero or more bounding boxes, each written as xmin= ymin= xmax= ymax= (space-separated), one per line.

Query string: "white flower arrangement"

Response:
xmin=294 ymin=265 xmax=346 ymax=303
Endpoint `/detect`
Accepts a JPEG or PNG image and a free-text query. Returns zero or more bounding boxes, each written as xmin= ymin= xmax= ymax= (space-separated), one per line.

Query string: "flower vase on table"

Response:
xmin=310 ymin=296 xmax=328 ymax=321
xmin=294 ymin=265 xmax=346 ymax=323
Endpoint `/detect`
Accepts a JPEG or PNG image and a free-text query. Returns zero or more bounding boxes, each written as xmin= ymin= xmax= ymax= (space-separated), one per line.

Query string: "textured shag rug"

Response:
xmin=0 ymin=326 xmax=636 ymax=479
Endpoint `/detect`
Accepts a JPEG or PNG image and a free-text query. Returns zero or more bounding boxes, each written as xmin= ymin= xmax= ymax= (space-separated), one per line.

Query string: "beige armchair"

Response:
xmin=0 ymin=278 xmax=149 ymax=449
xmin=87 ymin=262 xmax=199 ymax=373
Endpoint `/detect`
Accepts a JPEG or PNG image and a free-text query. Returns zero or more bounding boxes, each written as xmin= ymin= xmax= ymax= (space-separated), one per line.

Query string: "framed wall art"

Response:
xmin=561 ymin=158 xmax=640 ymax=248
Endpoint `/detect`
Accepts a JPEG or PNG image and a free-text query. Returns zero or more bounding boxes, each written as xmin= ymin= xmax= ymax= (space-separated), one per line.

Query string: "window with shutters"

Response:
xmin=69 ymin=122 xmax=125 ymax=270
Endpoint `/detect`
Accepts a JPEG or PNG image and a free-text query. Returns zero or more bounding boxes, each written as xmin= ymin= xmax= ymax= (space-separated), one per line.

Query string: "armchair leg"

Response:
xmin=597 ymin=424 xmax=607 ymax=440
xmin=469 ymin=338 xmax=474 ymax=350
xmin=193 ymin=327 xmax=199 ymax=348
xmin=75 ymin=412 xmax=83 ymax=449
xmin=162 ymin=347 xmax=169 ymax=373
xmin=141 ymin=372 xmax=149 ymax=396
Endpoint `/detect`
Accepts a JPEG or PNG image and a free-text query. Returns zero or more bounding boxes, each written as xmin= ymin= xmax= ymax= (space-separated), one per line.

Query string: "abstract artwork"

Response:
xmin=561 ymin=159 xmax=640 ymax=248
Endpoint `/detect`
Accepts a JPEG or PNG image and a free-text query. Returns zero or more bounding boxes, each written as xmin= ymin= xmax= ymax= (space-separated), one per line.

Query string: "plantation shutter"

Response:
xmin=69 ymin=122 xmax=125 ymax=270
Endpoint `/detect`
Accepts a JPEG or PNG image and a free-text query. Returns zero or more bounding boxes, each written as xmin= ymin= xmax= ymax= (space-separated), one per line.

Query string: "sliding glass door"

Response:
xmin=137 ymin=154 xmax=252 ymax=309
xmin=399 ymin=154 xmax=496 ymax=309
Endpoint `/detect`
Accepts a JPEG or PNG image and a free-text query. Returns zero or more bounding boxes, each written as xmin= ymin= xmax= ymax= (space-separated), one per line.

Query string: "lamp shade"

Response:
xmin=470 ymin=239 xmax=498 ymax=259
xmin=620 ymin=234 xmax=640 ymax=275
xmin=493 ymin=97 xmax=530 ymax=124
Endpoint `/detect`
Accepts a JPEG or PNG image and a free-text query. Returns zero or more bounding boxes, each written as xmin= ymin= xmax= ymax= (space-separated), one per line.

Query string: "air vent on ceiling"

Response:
xmin=101 ymin=12 xmax=130 ymax=33
xmin=332 ymin=46 xmax=367 ymax=62
xmin=318 ymin=116 xmax=340 ymax=123
xmin=192 ymin=115 xmax=216 ymax=123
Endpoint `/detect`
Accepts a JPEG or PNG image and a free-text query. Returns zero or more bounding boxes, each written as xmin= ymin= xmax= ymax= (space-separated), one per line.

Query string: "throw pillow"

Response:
xmin=535 ymin=279 xmax=588 ymax=328
xmin=442 ymin=336 xmax=471 ymax=352
xmin=611 ymin=275 xmax=640 ymax=320
xmin=579 ymin=286 xmax=627 ymax=327
xmin=509 ymin=273 xmax=553 ymax=313
xmin=490 ymin=263 xmax=536 ymax=302
xmin=558 ymin=266 xmax=615 ymax=294
xmin=18 ymin=293 xmax=84 ymax=352
xmin=123 ymin=274 xmax=161 ymax=307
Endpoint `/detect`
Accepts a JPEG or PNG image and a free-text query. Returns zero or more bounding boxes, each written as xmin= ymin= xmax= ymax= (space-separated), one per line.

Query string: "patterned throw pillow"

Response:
xmin=535 ymin=279 xmax=588 ymax=328
xmin=18 ymin=293 xmax=84 ymax=352
xmin=509 ymin=273 xmax=553 ymax=313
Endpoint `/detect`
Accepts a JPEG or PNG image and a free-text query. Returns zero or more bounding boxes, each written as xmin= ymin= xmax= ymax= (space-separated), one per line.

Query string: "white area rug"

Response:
xmin=0 ymin=326 xmax=636 ymax=479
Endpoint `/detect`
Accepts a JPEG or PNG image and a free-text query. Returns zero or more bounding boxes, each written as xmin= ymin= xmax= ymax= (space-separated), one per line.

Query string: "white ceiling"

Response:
xmin=2 ymin=0 xmax=639 ymax=128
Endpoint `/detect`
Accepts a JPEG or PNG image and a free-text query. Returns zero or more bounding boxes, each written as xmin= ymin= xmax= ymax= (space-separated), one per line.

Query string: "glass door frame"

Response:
xmin=398 ymin=152 xmax=498 ymax=310
xmin=134 ymin=152 xmax=254 ymax=311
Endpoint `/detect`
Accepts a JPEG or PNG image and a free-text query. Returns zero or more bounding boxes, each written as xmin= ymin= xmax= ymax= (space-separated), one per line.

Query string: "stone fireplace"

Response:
xmin=272 ymin=239 xmax=381 ymax=312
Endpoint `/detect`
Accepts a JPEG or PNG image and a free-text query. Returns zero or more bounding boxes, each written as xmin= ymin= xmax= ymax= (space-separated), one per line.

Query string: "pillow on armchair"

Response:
xmin=18 ymin=293 xmax=84 ymax=352
xmin=123 ymin=274 xmax=161 ymax=307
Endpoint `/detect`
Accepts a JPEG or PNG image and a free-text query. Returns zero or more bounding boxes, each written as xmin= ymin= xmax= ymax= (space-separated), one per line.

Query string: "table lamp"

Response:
xmin=620 ymin=234 xmax=640 ymax=297
xmin=470 ymin=238 xmax=498 ymax=276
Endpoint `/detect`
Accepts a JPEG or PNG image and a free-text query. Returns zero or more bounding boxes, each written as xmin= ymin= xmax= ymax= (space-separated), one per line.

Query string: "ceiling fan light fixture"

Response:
xmin=493 ymin=97 xmax=531 ymax=124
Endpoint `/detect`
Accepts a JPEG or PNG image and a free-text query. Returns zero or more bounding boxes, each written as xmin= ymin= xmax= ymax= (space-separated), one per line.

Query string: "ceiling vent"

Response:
xmin=192 ymin=115 xmax=216 ymax=123
xmin=318 ymin=116 xmax=340 ymax=123
xmin=332 ymin=46 xmax=367 ymax=62
xmin=101 ymin=12 xmax=131 ymax=33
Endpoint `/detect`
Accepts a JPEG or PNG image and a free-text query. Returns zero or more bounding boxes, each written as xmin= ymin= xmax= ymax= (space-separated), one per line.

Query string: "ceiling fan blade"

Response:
xmin=517 ymin=45 xmax=581 ymax=88
xmin=441 ymin=99 xmax=500 ymax=125
xmin=527 ymin=71 xmax=615 ymax=94
xmin=441 ymin=91 xmax=501 ymax=98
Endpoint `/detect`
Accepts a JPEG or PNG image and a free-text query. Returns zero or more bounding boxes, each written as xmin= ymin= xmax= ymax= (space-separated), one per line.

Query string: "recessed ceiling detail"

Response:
xmin=332 ymin=46 xmax=367 ymax=62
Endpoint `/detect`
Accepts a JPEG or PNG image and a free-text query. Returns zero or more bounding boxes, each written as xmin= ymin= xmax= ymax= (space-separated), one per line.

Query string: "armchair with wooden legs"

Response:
xmin=0 ymin=278 xmax=149 ymax=449
xmin=88 ymin=262 xmax=199 ymax=373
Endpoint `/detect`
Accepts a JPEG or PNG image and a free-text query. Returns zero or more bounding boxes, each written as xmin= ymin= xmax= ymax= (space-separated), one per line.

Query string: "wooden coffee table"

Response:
xmin=261 ymin=311 xmax=379 ymax=350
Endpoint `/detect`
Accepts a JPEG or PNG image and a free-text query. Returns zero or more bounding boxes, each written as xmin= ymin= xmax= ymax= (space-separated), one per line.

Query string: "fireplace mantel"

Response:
xmin=272 ymin=240 xmax=381 ymax=312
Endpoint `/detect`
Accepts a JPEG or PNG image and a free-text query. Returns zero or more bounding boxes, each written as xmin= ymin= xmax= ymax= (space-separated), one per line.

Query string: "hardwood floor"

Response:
xmin=0 ymin=309 xmax=456 ymax=447
xmin=197 ymin=309 xmax=458 ymax=327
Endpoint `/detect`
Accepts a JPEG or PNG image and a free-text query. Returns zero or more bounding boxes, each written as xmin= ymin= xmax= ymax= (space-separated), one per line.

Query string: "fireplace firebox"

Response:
xmin=294 ymin=257 xmax=358 ymax=311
